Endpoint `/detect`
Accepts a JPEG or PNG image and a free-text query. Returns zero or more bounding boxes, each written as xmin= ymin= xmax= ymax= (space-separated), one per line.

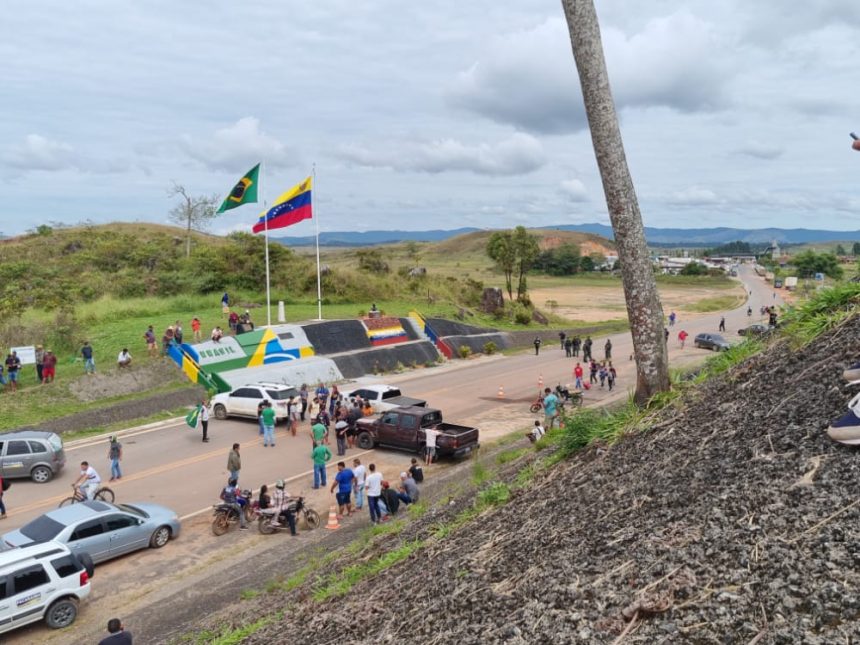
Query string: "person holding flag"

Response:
xmin=186 ymin=399 xmax=210 ymax=442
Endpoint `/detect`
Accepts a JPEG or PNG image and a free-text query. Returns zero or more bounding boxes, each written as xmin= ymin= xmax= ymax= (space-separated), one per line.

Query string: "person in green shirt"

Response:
xmin=261 ymin=402 xmax=277 ymax=447
xmin=310 ymin=421 xmax=327 ymax=447
xmin=312 ymin=442 xmax=332 ymax=489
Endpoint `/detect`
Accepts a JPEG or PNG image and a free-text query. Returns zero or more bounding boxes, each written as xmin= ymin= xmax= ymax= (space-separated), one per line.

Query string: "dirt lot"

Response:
xmin=531 ymin=281 xmax=745 ymax=323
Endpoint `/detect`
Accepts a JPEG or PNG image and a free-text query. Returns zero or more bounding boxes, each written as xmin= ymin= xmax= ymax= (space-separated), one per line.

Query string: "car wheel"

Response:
xmin=150 ymin=525 xmax=171 ymax=548
xmin=357 ymin=432 xmax=374 ymax=450
xmin=45 ymin=598 xmax=78 ymax=629
xmin=213 ymin=404 xmax=228 ymax=420
xmin=31 ymin=465 xmax=52 ymax=483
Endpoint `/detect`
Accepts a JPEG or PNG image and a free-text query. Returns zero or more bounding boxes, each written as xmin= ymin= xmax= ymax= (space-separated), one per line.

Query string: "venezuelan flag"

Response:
xmin=252 ymin=177 xmax=312 ymax=233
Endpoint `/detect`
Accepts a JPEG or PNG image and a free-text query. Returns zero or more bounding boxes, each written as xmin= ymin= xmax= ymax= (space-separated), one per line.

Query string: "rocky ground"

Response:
xmin=231 ymin=315 xmax=860 ymax=644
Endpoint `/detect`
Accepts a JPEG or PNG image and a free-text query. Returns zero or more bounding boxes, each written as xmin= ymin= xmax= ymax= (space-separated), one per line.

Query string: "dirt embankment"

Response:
xmin=236 ymin=315 xmax=860 ymax=643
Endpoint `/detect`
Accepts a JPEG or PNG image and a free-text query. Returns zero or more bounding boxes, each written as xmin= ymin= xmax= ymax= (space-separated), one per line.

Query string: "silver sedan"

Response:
xmin=2 ymin=500 xmax=181 ymax=564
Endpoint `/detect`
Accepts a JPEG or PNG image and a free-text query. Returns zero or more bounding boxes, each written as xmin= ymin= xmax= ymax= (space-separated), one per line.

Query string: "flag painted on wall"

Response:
xmin=252 ymin=177 xmax=312 ymax=233
xmin=216 ymin=164 xmax=260 ymax=214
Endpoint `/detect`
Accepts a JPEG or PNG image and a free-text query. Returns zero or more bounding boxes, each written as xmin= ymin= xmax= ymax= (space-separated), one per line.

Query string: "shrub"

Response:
xmin=483 ymin=341 xmax=497 ymax=355
xmin=458 ymin=345 xmax=471 ymax=359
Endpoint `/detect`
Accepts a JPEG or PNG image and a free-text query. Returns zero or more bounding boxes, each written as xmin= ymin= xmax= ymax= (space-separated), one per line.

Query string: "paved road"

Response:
xmin=2 ymin=266 xmax=780 ymax=532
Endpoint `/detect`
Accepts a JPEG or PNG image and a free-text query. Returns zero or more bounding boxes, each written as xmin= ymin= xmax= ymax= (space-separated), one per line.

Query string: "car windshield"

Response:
xmin=116 ymin=504 xmax=148 ymax=518
xmin=266 ymin=388 xmax=298 ymax=400
xmin=19 ymin=515 xmax=65 ymax=542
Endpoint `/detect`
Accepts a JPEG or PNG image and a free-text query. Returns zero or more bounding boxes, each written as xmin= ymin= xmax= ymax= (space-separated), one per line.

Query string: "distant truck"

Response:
xmin=342 ymin=384 xmax=427 ymax=413
xmin=355 ymin=406 xmax=479 ymax=458
xmin=784 ymin=276 xmax=798 ymax=290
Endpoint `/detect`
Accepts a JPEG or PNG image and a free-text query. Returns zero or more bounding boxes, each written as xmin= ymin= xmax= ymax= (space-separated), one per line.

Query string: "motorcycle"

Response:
xmin=211 ymin=489 xmax=254 ymax=536
xmin=256 ymin=495 xmax=320 ymax=534
xmin=529 ymin=384 xmax=583 ymax=413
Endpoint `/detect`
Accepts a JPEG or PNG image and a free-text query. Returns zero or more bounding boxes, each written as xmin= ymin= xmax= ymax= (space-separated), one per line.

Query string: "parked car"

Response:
xmin=3 ymin=500 xmax=180 ymax=564
xmin=211 ymin=382 xmax=299 ymax=423
xmin=0 ymin=430 xmax=66 ymax=483
xmin=355 ymin=406 xmax=479 ymax=458
xmin=737 ymin=323 xmax=772 ymax=337
xmin=694 ymin=333 xmax=730 ymax=351
xmin=0 ymin=541 xmax=93 ymax=634
xmin=342 ymin=384 xmax=427 ymax=413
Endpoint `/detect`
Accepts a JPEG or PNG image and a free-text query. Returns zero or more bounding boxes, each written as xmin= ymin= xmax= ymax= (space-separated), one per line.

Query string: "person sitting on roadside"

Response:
xmin=379 ymin=481 xmax=401 ymax=519
xmin=211 ymin=326 xmax=223 ymax=342
xmin=397 ymin=472 xmax=419 ymax=504
xmin=527 ymin=420 xmax=545 ymax=443
xmin=117 ymin=348 xmax=132 ymax=368
xmin=409 ymin=457 xmax=424 ymax=483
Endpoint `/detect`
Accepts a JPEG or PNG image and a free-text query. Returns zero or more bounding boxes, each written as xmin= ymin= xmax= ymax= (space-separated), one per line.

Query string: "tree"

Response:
xmin=486 ymin=231 xmax=516 ymax=301
xmin=835 ymin=244 xmax=847 ymax=256
xmin=792 ymin=250 xmax=843 ymax=279
xmin=679 ymin=262 xmax=708 ymax=276
xmin=167 ymin=183 xmax=218 ymax=258
xmin=512 ymin=226 xmax=540 ymax=302
xmin=852 ymin=242 xmax=860 ymax=256
xmin=561 ymin=0 xmax=670 ymax=403
xmin=534 ymin=243 xmax=581 ymax=275
xmin=356 ymin=249 xmax=390 ymax=274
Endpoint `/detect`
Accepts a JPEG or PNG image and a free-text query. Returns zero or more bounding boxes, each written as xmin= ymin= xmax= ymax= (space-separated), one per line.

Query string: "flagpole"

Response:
xmin=263 ymin=162 xmax=272 ymax=327
xmin=313 ymin=163 xmax=323 ymax=321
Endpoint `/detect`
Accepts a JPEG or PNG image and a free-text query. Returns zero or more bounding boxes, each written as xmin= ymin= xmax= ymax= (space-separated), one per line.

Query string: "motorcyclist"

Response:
xmin=747 ymin=306 xmax=752 ymax=317
xmin=220 ymin=478 xmax=248 ymax=530
xmin=271 ymin=479 xmax=297 ymax=535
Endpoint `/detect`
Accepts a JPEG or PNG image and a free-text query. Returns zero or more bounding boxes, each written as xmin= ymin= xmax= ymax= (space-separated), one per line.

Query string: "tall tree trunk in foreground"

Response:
xmin=561 ymin=0 xmax=669 ymax=403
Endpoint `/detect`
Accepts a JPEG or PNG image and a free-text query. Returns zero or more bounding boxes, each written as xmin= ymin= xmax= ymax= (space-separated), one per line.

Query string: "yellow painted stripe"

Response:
xmin=248 ymin=328 xmax=277 ymax=367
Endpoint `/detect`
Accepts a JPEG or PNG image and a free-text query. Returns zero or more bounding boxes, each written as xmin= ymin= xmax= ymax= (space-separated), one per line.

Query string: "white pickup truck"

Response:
xmin=342 ymin=384 xmax=427 ymax=413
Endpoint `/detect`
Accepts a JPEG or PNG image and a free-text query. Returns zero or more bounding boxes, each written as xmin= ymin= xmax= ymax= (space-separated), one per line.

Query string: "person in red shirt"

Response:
xmin=678 ymin=330 xmax=689 ymax=348
xmin=191 ymin=317 xmax=202 ymax=342
xmin=573 ymin=362 xmax=584 ymax=390
xmin=42 ymin=350 xmax=58 ymax=383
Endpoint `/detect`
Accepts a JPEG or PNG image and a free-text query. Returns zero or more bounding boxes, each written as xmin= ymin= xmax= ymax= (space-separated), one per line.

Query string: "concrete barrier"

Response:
xmin=333 ymin=341 xmax=439 ymax=379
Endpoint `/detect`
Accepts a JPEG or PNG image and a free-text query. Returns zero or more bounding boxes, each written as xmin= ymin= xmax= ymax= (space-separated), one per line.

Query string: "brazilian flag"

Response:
xmin=185 ymin=404 xmax=202 ymax=429
xmin=216 ymin=163 xmax=260 ymax=214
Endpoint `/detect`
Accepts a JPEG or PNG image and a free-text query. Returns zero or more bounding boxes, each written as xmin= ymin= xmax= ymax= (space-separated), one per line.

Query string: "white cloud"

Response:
xmin=448 ymin=12 xmax=731 ymax=134
xmin=177 ymin=117 xmax=294 ymax=171
xmin=559 ymin=178 xmax=589 ymax=202
xmin=667 ymin=187 xmax=719 ymax=206
xmin=734 ymin=140 xmax=783 ymax=160
xmin=3 ymin=134 xmax=75 ymax=172
xmin=338 ymin=133 xmax=546 ymax=176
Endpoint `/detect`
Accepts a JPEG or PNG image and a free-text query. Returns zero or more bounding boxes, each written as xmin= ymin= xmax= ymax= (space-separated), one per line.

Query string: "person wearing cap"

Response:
xmin=396 ymin=471 xmax=419 ymax=505
xmin=107 ymin=436 xmax=123 ymax=481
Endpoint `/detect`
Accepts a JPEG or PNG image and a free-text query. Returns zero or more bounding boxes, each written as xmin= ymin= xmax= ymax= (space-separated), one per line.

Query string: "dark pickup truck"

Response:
xmin=355 ymin=406 xmax=479 ymax=458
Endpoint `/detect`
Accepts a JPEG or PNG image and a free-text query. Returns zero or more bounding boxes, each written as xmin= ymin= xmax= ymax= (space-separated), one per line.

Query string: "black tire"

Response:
xmin=78 ymin=552 xmax=95 ymax=578
xmin=304 ymin=509 xmax=321 ymax=530
xmin=149 ymin=525 xmax=171 ymax=548
xmin=258 ymin=517 xmax=275 ymax=535
xmin=31 ymin=465 xmax=53 ymax=483
xmin=211 ymin=514 xmax=229 ymax=536
xmin=529 ymin=403 xmax=542 ymax=414
xmin=58 ymin=496 xmax=77 ymax=508
xmin=244 ymin=505 xmax=255 ymax=523
xmin=94 ymin=488 xmax=115 ymax=503
xmin=45 ymin=598 xmax=78 ymax=629
xmin=213 ymin=404 xmax=228 ymax=420
xmin=356 ymin=432 xmax=374 ymax=450
xmin=571 ymin=395 xmax=583 ymax=408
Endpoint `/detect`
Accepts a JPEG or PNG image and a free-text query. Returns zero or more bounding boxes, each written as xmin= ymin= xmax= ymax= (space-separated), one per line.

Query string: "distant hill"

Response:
xmin=274 ymin=223 xmax=860 ymax=248
xmin=432 ymin=228 xmax=614 ymax=257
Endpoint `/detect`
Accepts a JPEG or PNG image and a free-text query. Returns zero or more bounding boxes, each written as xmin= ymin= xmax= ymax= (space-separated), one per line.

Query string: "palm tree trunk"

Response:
xmin=561 ymin=0 xmax=669 ymax=403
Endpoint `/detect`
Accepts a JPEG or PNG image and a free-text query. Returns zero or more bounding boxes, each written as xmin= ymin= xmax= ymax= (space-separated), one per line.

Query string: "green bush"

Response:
xmin=458 ymin=345 xmax=471 ymax=359
xmin=483 ymin=341 xmax=497 ymax=355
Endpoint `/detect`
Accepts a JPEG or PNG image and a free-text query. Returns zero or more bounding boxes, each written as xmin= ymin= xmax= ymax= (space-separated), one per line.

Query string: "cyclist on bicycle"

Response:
xmin=72 ymin=461 xmax=101 ymax=500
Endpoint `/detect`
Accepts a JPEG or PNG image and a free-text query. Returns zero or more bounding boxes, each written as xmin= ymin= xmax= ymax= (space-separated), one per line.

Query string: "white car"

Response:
xmin=211 ymin=382 xmax=299 ymax=423
xmin=0 ymin=541 xmax=93 ymax=634
xmin=341 ymin=384 xmax=427 ymax=413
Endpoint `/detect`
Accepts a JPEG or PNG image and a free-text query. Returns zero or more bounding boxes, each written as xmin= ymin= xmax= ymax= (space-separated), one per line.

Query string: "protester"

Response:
xmin=542 ymin=387 xmax=559 ymax=430
xmin=199 ymin=399 xmax=210 ymax=442
xmin=365 ymin=463 xmax=383 ymax=523
xmin=161 ymin=326 xmax=174 ymax=355
xmin=409 ymin=457 xmax=424 ymax=483
xmin=81 ymin=341 xmax=95 ymax=374
xmin=353 ymin=458 xmax=366 ymax=510
xmin=144 ymin=325 xmax=158 ymax=357
xmin=608 ymin=363 xmax=617 ymax=391
xmin=191 ymin=317 xmax=202 ymax=342
xmin=330 ymin=461 xmax=355 ymax=518
xmin=261 ymin=401 xmax=276 ymax=447
xmin=117 ymin=348 xmax=132 ymax=368
xmin=98 ymin=617 xmax=133 ymax=645
xmin=227 ymin=443 xmax=241 ymax=482
xmin=573 ymin=362 xmax=584 ymax=390
xmin=311 ymin=418 xmax=327 ymax=448
xmin=589 ymin=360 xmax=599 ymax=385
xmin=34 ymin=344 xmax=45 ymax=383
xmin=669 ymin=311 xmax=677 ymax=326
xmin=288 ymin=397 xmax=300 ymax=436
xmin=379 ymin=481 xmax=400 ymax=519
xmin=228 ymin=310 xmax=239 ymax=334
xmin=5 ymin=351 xmax=21 ymax=391
xmin=299 ymin=383 xmax=309 ymax=421
xmin=221 ymin=292 xmax=230 ymax=314
xmin=311 ymin=442 xmax=332 ymax=489
xmin=398 ymin=471 xmax=420 ymax=504
xmin=108 ymin=435 xmax=123 ymax=481
xmin=424 ymin=427 xmax=439 ymax=466
xmin=42 ymin=349 xmax=57 ymax=383
xmin=335 ymin=418 xmax=348 ymax=456
xmin=599 ymin=363 xmax=608 ymax=388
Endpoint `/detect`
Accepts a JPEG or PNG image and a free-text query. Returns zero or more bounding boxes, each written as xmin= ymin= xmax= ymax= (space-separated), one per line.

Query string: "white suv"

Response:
xmin=211 ymin=382 xmax=300 ymax=424
xmin=0 ymin=541 xmax=93 ymax=634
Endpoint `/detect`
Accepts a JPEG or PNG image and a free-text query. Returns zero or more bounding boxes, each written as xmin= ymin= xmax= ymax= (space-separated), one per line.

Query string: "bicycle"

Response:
xmin=58 ymin=483 xmax=115 ymax=508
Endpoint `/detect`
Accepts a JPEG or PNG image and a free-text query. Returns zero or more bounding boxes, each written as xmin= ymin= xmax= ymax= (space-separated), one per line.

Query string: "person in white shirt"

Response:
xmin=528 ymin=420 xmax=546 ymax=443
xmin=199 ymin=399 xmax=210 ymax=442
xmin=364 ymin=463 xmax=383 ymax=524
xmin=352 ymin=458 xmax=367 ymax=510
xmin=117 ymin=348 xmax=132 ymax=368
xmin=424 ymin=428 xmax=439 ymax=466
xmin=72 ymin=461 xmax=101 ymax=500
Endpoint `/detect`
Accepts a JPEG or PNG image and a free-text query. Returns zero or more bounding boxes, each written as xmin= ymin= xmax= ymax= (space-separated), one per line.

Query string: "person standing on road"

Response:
xmin=719 ymin=316 xmax=726 ymax=332
xmin=533 ymin=337 xmax=542 ymax=355
xmin=98 ymin=617 xmax=133 ymax=645
xmin=200 ymin=399 xmax=210 ymax=442
xmin=564 ymin=337 xmax=572 ymax=357
xmin=312 ymin=442 xmax=332 ymax=489
xmin=299 ymin=384 xmax=309 ymax=421
xmin=256 ymin=400 xmax=267 ymax=436
xmin=353 ymin=458 xmax=366 ymax=510
xmin=604 ymin=339 xmax=612 ymax=360
xmin=572 ymin=335 xmax=581 ymax=358
xmin=558 ymin=331 xmax=566 ymax=349
xmin=542 ymin=387 xmax=559 ymax=430
xmin=365 ymin=463 xmax=383 ymax=524
xmin=227 ymin=444 xmax=241 ymax=483
xmin=288 ymin=398 xmax=300 ymax=436
xmin=678 ymin=329 xmax=689 ymax=349
xmin=608 ymin=363 xmax=617 ymax=391
xmin=108 ymin=436 xmax=123 ymax=481
xmin=424 ymin=427 xmax=439 ymax=466
xmin=335 ymin=418 xmax=348 ymax=456
xmin=81 ymin=341 xmax=95 ymax=374
xmin=330 ymin=461 xmax=355 ymax=518
xmin=582 ymin=337 xmax=593 ymax=362
xmin=310 ymin=419 xmax=327 ymax=448
xmin=669 ymin=311 xmax=677 ymax=326
xmin=0 ymin=475 xmax=8 ymax=519
xmin=573 ymin=362 xmax=584 ymax=390
xmin=261 ymin=401 xmax=276 ymax=447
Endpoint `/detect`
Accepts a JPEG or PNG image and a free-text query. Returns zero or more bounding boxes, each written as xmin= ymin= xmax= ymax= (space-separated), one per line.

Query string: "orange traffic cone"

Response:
xmin=497 ymin=385 xmax=505 ymax=399
xmin=325 ymin=505 xmax=341 ymax=530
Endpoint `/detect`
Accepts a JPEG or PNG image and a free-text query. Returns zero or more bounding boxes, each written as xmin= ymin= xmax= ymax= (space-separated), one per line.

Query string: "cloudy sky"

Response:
xmin=2 ymin=0 xmax=859 ymax=237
